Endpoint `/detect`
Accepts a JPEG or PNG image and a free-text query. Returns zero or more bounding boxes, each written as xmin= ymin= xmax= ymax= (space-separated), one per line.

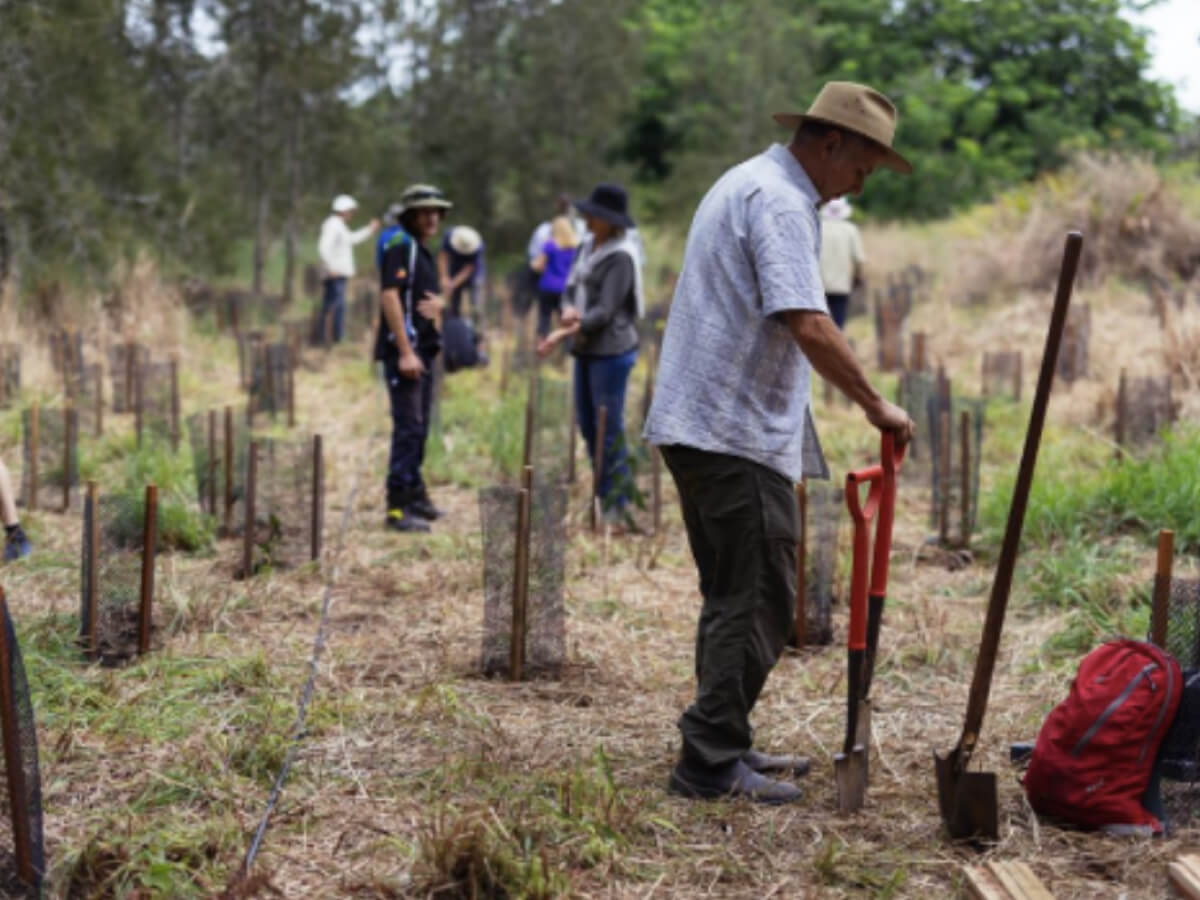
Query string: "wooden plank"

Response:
xmin=963 ymin=861 xmax=1055 ymax=900
xmin=1169 ymin=855 xmax=1200 ymax=900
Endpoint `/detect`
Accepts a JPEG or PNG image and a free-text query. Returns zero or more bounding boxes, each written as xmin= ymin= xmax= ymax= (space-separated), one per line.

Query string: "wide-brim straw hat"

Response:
xmin=332 ymin=194 xmax=358 ymax=213
xmin=400 ymin=184 xmax=453 ymax=212
xmin=773 ymin=81 xmax=912 ymax=175
xmin=448 ymin=225 xmax=482 ymax=256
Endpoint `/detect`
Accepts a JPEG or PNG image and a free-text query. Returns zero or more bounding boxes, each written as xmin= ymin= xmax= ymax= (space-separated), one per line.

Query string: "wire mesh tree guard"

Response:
xmin=0 ymin=587 xmax=44 ymax=896
xmin=928 ymin=393 xmax=984 ymax=549
xmin=66 ymin=362 xmax=105 ymax=438
xmin=20 ymin=405 xmax=78 ymax=513
xmin=47 ymin=328 xmax=84 ymax=385
xmin=107 ymin=342 xmax=149 ymax=415
xmin=135 ymin=358 xmax=181 ymax=450
xmin=0 ymin=346 xmax=20 ymax=410
xmin=239 ymin=436 xmax=324 ymax=578
xmin=80 ymin=482 xmax=159 ymax=664
xmin=981 ymin=351 xmax=1023 ymax=402
xmin=247 ymin=342 xmax=295 ymax=427
xmin=1056 ymin=302 xmax=1090 ymax=384
xmin=479 ymin=480 xmax=568 ymax=680
xmin=873 ymin=288 xmax=910 ymax=372
xmin=1115 ymin=369 xmax=1175 ymax=452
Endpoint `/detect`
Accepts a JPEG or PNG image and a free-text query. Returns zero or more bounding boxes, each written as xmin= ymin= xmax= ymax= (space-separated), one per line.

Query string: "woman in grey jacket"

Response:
xmin=538 ymin=183 xmax=644 ymax=523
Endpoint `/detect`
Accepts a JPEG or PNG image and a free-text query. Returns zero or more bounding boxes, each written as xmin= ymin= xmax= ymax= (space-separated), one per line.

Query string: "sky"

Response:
xmin=1127 ymin=0 xmax=1200 ymax=112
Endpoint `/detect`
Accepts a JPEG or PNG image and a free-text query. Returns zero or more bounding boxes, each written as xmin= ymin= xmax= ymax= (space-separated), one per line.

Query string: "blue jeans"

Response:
xmin=385 ymin=351 xmax=436 ymax=508
xmin=825 ymin=292 xmax=849 ymax=329
xmin=575 ymin=349 xmax=638 ymax=510
xmin=321 ymin=277 xmax=347 ymax=343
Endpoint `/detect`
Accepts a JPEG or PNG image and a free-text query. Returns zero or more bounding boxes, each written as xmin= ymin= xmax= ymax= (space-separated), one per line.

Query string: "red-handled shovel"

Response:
xmin=856 ymin=432 xmax=905 ymax=781
xmin=836 ymin=463 xmax=884 ymax=814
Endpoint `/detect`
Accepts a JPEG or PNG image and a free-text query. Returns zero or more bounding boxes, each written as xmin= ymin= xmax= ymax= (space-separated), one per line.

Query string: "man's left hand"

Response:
xmin=417 ymin=291 xmax=445 ymax=320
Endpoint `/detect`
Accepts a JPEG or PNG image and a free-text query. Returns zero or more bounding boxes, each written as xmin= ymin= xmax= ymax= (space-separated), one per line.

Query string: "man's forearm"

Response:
xmin=381 ymin=289 xmax=415 ymax=358
xmin=785 ymin=309 xmax=883 ymax=414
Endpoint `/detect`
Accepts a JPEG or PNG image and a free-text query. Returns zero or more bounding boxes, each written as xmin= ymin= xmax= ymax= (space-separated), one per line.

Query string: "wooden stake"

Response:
xmin=95 ymin=364 xmax=104 ymax=437
xmin=939 ymin=409 xmax=951 ymax=546
xmin=287 ymin=345 xmax=296 ymax=428
xmin=960 ymin=409 xmax=971 ymax=548
xmin=169 ymin=357 xmax=180 ymax=451
xmin=207 ymin=410 xmax=217 ymax=516
xmin=910 ymin=332 xmax=927 ymax=372
xmin=135 ymin=360 xmax=144 ymax=447
xmin=223 ymin=406 xmax=234 ymax=535
xmin=28 ymin=403 xmax=39 ymax=512
xmin=522 ymin=369 xmax=537 ymax=472
xmin=651 ymin=446 xmax=662 ymax=536
xmin=311 ymin=434 xmax=323 ymax=562
xmin=125 ymin=341 xmax=135 ymax=414
xmin=0 ymin=588 xmax=36 ymax=889
xmin=567 ymin=367 xmax=577 ymax=485
xmin=793 ymin=481 xmax=808 ymax=647
xmin=85 ymin=481 xmax=99 ymax=656
xmin=138 ymin=484 xmax=157 ymax=655
xmin=510 ymin=466 xmax=533 ymax=681
xmin=63 ymin=407 xmax=75 ymax=513
xmin=1152 ymin=529 xmax=1174 ymax=650
xmin=243 ymin=441 xmax=258 ymax=579
xmin=592 ymin=405 xmax=608 ymax=534
xmin=1115 ymin=368 xmax=1127 ymax=452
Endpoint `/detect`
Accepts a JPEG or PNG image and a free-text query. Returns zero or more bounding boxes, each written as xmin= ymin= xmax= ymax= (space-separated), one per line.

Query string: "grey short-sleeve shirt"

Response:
xmin=643 ymin=143 xmax=828 ymax=483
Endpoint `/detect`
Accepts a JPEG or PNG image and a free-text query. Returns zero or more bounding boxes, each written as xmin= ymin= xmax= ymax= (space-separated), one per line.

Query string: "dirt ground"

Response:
xmin=3 ymin=283 xmax=1198 ymax=898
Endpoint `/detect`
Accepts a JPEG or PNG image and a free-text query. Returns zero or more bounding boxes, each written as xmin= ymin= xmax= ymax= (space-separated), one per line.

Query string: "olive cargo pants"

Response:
xmin=661 ymin=444 xmax=798 ymax=769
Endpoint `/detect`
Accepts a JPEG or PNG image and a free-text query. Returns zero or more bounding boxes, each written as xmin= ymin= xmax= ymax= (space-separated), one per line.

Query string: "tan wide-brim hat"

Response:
xmin=774 ymin=81 xmax=913 ymax=175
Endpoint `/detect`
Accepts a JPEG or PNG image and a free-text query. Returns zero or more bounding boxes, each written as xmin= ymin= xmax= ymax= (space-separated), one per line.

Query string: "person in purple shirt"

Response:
xmin=530 ymin=216 xmax=580 ymax=337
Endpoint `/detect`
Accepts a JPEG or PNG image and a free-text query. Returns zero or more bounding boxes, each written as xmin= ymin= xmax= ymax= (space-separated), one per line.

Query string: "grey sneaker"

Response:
xmin=668 ymin=758 xmax=802 ymax=805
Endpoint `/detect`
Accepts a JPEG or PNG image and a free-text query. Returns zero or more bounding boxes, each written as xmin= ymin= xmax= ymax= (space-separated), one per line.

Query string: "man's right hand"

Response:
xmin=865 ymin=398 xmax=915 ymax=447
xmin=561 ymin=305 xmax=580 ymax=326
xmin=398 ymin=351 xmax=425 ymax=380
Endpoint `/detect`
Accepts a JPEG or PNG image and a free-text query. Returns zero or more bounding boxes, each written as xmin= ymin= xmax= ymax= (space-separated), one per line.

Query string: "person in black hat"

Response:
xmin=538 ymin=183 xmax=644 ymax=527
xmin=376 ymin=183 xmax=452 ymax=533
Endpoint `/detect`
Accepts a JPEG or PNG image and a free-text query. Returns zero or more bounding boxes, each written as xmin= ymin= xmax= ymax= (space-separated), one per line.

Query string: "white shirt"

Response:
xmin=819 ymin=218 xmax=865 ymax=295
xmin=318 ymin=214 xmax=374 ymax=279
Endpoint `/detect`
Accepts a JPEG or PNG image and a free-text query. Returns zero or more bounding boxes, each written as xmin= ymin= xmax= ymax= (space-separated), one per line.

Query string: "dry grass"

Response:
xmin=2 ymin=182 xmax=1200 ymax=896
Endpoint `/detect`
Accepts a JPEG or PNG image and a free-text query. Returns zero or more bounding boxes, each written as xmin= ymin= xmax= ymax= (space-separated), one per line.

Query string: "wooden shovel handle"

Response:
xmin=958 ymin=231 xmax=1083 ymax=759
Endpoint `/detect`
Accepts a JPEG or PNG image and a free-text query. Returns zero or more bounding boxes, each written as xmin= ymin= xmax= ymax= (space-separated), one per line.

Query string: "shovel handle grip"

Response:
xmin=846 ymin=467 xmax=884 ymax=651
xmin=870 ymin=432 xmax=904 ymax=596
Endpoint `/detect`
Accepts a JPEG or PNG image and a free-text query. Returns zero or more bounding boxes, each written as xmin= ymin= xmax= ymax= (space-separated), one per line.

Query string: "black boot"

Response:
xmin=408 ymin=485 xmax=443 ymax=521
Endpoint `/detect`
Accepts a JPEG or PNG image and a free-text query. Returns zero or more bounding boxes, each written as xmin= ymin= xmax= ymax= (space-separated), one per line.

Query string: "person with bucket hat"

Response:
xmin=318 ymin=194 xmax=379 ymax=343
xmin=376 ymin=183 xmax=453 ymax=532
xmin=437 ymin=224 xmax=487 ymax=323
xmin=0 ymin=456 xmax=31 ymax=562
xmin=819 ymin=197 xmax=866 ymax=329
xmin=538 ymin=183 xmax=643 ymax=526
xmin=643 ymin=82 xmax=916 ymax=805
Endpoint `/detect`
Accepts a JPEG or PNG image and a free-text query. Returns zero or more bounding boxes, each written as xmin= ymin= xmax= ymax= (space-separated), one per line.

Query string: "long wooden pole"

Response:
xmin=138 ymin=485 xmax=157 ymax=655
xmin=1151 ymin=529 xmax=1174 ymax=650
xmin=0 ymin=588 xmax=36 ymax=888
xmin=207 ymin=410 xmax=218 ymax=517
xmin=135 ymin=360 xmax=144 ymax=447
xmin=170 ymin=357 xmax=180 ymax=451
xmin=63 ymin=407 xmax=75 ymax=513
xmin=95 ymin=365 xmax=104 ymax=437
xmin=939 ymin=409 xmax=951 ymax=546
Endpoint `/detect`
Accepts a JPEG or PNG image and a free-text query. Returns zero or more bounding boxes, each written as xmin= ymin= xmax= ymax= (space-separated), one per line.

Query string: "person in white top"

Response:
xmin=818 ymin=196 xmax=866 ymax=329
xmin=317 ymin=194 xmax=379 ymax=343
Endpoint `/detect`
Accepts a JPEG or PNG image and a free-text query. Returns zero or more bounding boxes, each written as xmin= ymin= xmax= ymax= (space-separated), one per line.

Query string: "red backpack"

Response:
xmin=1023 ymin=639 xmax=1181 ymax=835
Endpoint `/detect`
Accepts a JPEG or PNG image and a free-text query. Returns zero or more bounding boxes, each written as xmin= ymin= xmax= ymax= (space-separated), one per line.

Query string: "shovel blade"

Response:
xmin=835 ymin=745 xmax=868 ymax=814
xmin=855 ymin=699 xmax=872 ymax=786
xmin=933 ymin=749 xmax=998 ymax=841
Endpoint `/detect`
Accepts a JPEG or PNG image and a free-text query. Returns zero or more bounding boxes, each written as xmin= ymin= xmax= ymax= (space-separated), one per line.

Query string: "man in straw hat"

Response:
xmin=437 ymin=224 xmax=486 ymax=323
xmin=376 ymin=183 xmax=453 ymax=533
xmin=644 ymin=82 xmax=916 ymax=804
